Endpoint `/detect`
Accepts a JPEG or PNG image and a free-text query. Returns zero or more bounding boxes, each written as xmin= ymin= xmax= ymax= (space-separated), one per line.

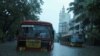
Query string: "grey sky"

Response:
xmin=39 ymin=0 xmax=74 ymax=33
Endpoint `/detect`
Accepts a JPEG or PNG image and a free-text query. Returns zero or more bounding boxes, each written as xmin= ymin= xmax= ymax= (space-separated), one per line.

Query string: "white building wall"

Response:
xmin=58 ymin=6 xmax=71 ymax=36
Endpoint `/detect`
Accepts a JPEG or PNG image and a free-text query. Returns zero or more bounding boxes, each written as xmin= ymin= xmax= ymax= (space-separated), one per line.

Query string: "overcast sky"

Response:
xmin=39 ymin=0 xmax=74 ymax=33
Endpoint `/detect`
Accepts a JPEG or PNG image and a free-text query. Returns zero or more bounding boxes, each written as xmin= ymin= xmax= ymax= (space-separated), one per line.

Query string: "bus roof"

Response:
xmin=21 ymin=20 xmax=52 ymax=26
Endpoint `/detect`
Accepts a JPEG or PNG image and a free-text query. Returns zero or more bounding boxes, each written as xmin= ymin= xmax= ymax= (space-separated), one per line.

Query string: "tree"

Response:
xmin=0 ymin=0 xmax=43 ymax=41
xmin=68 ymin=0 xmax=100 ymax=44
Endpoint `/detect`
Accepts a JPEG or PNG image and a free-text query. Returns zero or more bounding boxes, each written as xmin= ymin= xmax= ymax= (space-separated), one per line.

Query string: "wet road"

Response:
xmin=0 ymin=41 xmax=100 ymax=56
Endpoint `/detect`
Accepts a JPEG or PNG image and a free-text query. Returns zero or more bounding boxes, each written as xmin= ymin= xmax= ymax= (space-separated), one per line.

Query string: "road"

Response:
xmin=0 ymin=41 xmax=100 ymax=56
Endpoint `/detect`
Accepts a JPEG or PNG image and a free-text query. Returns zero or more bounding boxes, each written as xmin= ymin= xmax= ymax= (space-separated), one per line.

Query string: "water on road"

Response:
xmin=0 ymin=41 xmax=100 ymax=56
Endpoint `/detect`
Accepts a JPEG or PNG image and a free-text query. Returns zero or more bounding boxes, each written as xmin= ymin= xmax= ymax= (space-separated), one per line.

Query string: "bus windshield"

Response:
xmin=21 ymin=25 xmax=51 ymax=38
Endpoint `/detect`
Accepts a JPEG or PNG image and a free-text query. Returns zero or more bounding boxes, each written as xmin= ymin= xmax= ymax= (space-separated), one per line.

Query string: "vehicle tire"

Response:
xmin=47 ymin=44 xmax=54 ymax=51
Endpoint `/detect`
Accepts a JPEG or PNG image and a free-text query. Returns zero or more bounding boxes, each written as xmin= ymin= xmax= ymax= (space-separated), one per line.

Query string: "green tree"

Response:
xmin=68 ymin=0 xmax=100 ymax=43
xmin=0 ymin=0 xmax=43 ymax=42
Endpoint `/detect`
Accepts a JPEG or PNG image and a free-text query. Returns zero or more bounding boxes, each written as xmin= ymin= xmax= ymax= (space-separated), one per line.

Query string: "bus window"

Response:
xmin=21 ymin=25 xmax=51 ymax=38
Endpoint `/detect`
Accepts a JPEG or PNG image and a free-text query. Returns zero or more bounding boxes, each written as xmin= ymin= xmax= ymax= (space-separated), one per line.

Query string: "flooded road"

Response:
xmin=0 ymin=41 xmax=100 ymax=56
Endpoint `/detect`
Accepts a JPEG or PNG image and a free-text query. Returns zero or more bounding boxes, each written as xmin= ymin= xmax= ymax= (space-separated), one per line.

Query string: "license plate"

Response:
xmin=26 ymin=40 xmax=41 ymax=48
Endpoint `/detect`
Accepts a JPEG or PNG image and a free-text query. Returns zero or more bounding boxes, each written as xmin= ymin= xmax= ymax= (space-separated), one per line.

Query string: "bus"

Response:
xmin=60 ymin=34 xmax=71 ymax=45
xmin=60 ymin=34 xmax=84 ymax=47
xmin=70 ymin=34 xmax=84 ymax=47
xmin=16 ymin=20 xmax=54 ymax=51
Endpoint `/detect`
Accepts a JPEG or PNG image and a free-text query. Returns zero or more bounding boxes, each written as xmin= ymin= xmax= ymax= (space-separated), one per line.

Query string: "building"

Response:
xmin=58 ymin=6 xmax=71 ymax=37
xmin=68 ymin=0 xmax=86 ymax=43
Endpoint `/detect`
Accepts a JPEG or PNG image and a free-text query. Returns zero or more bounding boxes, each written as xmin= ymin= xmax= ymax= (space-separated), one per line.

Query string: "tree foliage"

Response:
xmin=68 ymin=0 xmax=100 ymax=39
xmin=0 ymin=0 xmax=43 ymax=41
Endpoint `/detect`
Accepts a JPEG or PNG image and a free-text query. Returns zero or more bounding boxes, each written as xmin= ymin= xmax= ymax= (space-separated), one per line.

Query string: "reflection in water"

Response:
xmin=0 ymin=42 xmax=100 ymax=56
xmin=17 ymin=51 xmax=51 ymax=56
xmin=16 ymin=43 xmax=63 ymax=56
